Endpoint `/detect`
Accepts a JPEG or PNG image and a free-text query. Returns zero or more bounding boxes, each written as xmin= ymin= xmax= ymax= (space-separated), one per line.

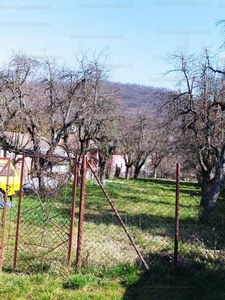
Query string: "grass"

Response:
xmin=1 ymin=177 xmax=225 ymax=299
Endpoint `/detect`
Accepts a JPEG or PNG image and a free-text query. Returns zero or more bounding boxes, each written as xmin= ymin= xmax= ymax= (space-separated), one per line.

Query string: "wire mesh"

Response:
xmin=0 ymin=158 xmax=17 ymax=271
xmin=13 ymin=154 xmax=76 ymax=273
xmin=78 ymin=174 xmax=225 ymax=269
xmin=78 ymin=178 xmax=176 ymax=269
xmin=179 ymin=183 xmax=225 ymax=268
xmin=1 ymin=156 xmax=225 ymax=272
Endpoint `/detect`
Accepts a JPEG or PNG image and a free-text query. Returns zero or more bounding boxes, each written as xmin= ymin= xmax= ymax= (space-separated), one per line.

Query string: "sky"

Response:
xmin=0 ymin=0 xmax=224 ymax=90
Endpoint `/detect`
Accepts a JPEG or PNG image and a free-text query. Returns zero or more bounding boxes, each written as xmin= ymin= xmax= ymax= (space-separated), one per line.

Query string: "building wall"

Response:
xmin=106 ymin=155 xmax=126 ymax=178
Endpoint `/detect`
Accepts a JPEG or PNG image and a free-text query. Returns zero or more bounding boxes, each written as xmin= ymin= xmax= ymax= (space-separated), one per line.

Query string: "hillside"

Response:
xmin=112 ymin=82 xmax=171 ymax=113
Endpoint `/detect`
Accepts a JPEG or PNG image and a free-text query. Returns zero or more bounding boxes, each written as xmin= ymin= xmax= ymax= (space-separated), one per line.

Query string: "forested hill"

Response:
xmin=111 ymin=82 xmax=172 ymax=113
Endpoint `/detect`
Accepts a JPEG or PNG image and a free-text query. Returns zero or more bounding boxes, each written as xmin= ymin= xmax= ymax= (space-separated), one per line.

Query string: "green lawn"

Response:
xmin=1 ymin=178 xmax=225 ymax=299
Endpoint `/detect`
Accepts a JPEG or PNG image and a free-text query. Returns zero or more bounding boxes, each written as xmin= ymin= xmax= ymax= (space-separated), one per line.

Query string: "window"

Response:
xmin=0 ymin=163 xmax=15 ymax=176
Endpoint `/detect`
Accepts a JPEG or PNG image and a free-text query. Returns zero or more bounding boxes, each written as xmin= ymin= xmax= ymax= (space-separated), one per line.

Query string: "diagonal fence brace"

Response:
xmin=87 ymin=159 xmax=149 ymax=272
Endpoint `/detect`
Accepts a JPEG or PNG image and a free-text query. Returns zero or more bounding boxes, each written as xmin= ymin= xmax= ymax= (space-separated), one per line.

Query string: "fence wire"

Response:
xmin=80 ymin=179 xmax=176 ymax=269
xmin=1 ymin=155 xmax=225 ymax=273
xmin=179 ymin=184 xmax=225 ymax=268
xmin=1 ymin=154 xmax=76 ymax=273
xmin=79 ymin=176 xmax=225 ymax=270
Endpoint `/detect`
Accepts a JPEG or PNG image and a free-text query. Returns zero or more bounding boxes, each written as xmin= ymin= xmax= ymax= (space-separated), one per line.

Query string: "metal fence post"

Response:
xmin=13 ymin=152 xmax=25 ymax=271
xmin=174 ymin=162 xmax=180 ymax=267
xmin=0 ymin=159 xmax=10 ymax=271
xmin=68 ymin=156 xmax=78 ymax=267
xmin=76 ymin=155 xmax=87 ymax=268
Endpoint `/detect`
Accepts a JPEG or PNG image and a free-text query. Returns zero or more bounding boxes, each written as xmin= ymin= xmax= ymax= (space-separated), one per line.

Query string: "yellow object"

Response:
xmin=0 ymin=158 xmax=21 ymax=197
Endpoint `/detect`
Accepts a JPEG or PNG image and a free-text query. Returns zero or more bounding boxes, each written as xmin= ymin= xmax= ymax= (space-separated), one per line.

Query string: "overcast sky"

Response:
xmin=0 ymin=0 xmax=224 ymax=90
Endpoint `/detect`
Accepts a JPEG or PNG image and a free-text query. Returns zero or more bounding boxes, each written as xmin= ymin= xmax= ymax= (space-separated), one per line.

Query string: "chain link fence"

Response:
xmin=0 ymin=153 xmax=77 ymax=273
xmin=80 ymin=177 xmax=176 ymax=269
xmin=78 ymin=161 xmax=225 ymax=270
xmin=179 ymin=185 xmax=225 ymax=268
xmin=1 ymin=156 xmax=225 ymax=273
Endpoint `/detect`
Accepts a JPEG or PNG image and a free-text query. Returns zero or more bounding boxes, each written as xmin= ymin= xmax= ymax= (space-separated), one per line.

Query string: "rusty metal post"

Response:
xmin=68 ymin=156 xmax=78 ymax=267
xmin=13 ymin=152 xmax=25 ymax=271
xmin=0 ymin=159 xmax=10 ymax=271
xmin=76 ymin=155 xmax=87 ymax=268
xmin=174 ymin=162 xmax=180 ymax=267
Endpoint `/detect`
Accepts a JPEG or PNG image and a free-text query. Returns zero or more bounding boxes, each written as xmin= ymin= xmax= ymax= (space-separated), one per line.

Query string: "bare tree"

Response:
xmin=94 ymin=111 xmax=120 ymax=181
xmin=68 ymin=53 xmax=119 ymax=160
xmin=0 ymin=53 xmax=41 ymax=157
xmin=0 ymin=51 xmax=120 ymax=192
xmin=119 ymin=114 xmax=157 ymax=179
xmin=167 ymin=49 xmax=225 ymax=221
xmin=118 ymin=114 xmax=140 ymax=179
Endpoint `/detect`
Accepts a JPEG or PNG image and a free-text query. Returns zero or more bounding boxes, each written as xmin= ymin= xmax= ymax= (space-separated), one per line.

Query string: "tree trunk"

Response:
xmin=99 ymin=165 xmax=105 ymax=182
xmin=200 ymin=168 xmax=222 ymax=222
xmin=125 ymin=165 xmax=131 ymax=179
xmin=134 ymin=165 xmax=142 ymax=178
xmin=152 ymin=167 xmax=157 ymax=178
xmin=114 ymin=164 xmax=121 ymax=178
xmin=133 ymin=160 xmax=146 ymax=179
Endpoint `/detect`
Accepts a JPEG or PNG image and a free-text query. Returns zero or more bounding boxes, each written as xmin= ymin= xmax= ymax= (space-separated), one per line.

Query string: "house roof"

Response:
xmin=0 ymin=132 xmax=78 ymax=156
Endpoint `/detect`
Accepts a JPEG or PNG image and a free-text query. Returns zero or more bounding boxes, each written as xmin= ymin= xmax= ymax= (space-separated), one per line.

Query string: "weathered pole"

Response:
xmin=76 ymin=155 xmax=87 ymax=268
xmin=0 ymin=159 xmax=10 ymax=271
xmin=13 ymin=152 xmax=25 ymax=271
xmin=68 ymin=156 xmax=78 ymax=267
xmin=174 ymin=162 xmax=180 ymax=267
